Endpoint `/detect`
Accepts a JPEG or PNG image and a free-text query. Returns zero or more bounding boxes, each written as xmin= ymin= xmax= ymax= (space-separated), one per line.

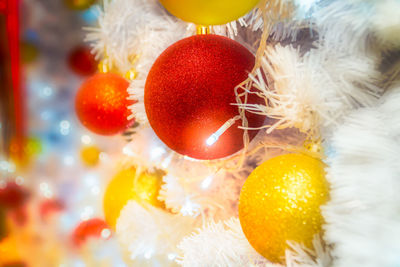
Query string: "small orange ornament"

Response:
xmin=72 ymin=218 xmax=111 ymax=247
xmin=75 ymin=73 xmax=135 ymax=135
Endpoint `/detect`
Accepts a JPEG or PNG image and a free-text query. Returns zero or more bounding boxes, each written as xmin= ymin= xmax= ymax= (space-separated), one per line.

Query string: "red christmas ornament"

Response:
xmin=0 ymin=182 xmax=29 ymax=210
xmin=39 ymin=199 xmax=64 ymax=220
xmin=0 ymin=207 xmax=6 ymax=240
xmin=68 ymin=46 xmax=97 ymax=76
xmin=75 ymin=73 xmax=135 ymax=135
xmin=145 ymin=35 xmax=265 ymax=160
xmin=72 ymin=218 xmax=111 ymax=247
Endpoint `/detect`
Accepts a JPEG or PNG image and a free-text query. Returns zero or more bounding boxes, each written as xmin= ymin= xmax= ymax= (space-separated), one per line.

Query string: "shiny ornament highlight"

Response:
xmin=159 ymin=0 xmax=260 ymax=25
xmin=75 ymin=73 xmax=135 ymax=135
xmin=80 ymin=145 xmax=100 ymax=167
xmin=239 ymin=154 xmax=329 ymax=263
xmin=103 ymin=168 xmax=164 ymax=229
xmin=145 ymin=35 xmax=265 ymax=160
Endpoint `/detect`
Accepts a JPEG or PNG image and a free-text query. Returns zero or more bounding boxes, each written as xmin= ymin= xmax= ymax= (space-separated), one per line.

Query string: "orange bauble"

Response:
xmin=72 ymin=218 xmax=111 ymax=247
xmin=75 ymin=73 xmax=135 ymax=135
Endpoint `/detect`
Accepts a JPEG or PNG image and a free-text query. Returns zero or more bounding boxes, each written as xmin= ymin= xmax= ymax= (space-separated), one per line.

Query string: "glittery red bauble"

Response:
xmin=75 ymin=73 xmax=135 ymax=135
xmin=145 ymin=35 xmax=265 ymax=160
xmin=72 ymin=218 xmax=111 ymax=247
xmin=68 ymin=46 xmax=97 ymax=76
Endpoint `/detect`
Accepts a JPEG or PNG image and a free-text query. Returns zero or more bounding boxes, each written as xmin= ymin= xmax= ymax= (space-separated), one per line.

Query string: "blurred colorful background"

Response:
xmin=0 ymin=0 xmax=128 ymax=265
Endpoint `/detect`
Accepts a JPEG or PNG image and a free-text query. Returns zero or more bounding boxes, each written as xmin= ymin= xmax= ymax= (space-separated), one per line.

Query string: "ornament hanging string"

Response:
xmin=205 ymin=0 xmax=272 ymax=166
xmin=234 ymin=0 xmax=296 ymax=166
xmin=201 ymin=0 xmax=298 ymax=168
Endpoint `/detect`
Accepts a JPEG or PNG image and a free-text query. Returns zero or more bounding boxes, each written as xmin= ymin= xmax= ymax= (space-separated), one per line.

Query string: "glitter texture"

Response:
xmin=238 ymin=153 xmax=329 ymax=263
xmin=75 ymin=73 xmax=134 ymax=135
xmin=144 ymin=34 xmax=265 ymax=160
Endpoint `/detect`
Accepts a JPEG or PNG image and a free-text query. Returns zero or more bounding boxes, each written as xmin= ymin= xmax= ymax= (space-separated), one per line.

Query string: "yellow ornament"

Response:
xmin=26 ymin=137 xmax=42 ymax=156
xmin=0 ymin=236 xmax=22 ymax=265
xmin=80 ymin=145 xmax=101 ymax=167
xmin=20 ymin=41 xmax=39 ymax=64
xmin=103 ymin=168 xmax=164 ymax=229
xmin=64 ymin=0 xmax=95 ymax=10
xmin=159 ymin=0 xmax=260 ymax=25
xmin=9 ymin=137 xmax=42 ymax=170
xmin=239 ymin=153 xmax=329 ymax=263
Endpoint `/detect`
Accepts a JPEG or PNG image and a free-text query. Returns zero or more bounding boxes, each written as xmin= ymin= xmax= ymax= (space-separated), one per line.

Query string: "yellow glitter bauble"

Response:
xmin=159 ymin=0 xmax=260 ymax=25
xmin=80 ymin=145 xmax=101 ymax=167
xmin=103 ymin=168 xmax=164 ymax=229
xmin=239 ymin=153 xmax=329 ymax=263
xmin=0 ymin=236 xmax=22 ymax=265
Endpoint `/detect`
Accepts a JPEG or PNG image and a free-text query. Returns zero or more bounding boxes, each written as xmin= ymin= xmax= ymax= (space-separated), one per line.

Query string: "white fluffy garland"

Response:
xmin=87 ymin=0 xmax=400 ymax=266
xmin=177 ymin=218 xmax=331 ymax=267
xmin=240 ymin=41 xmax=381 ymax=137
xmin=177 ymin=218 xmax=269 ymax=267
xmin=116 ymin=201 xmax=195 ymax=262
xmin=323 ymin=87 xmax=400 ymax=267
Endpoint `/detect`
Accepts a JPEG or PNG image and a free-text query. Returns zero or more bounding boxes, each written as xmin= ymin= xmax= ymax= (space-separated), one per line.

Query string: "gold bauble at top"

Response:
xmin=64 ymin=0 xmax=95 ymax=10
xmin=159 ymin=0 xmax=260 ymax=26
xmin=239 ymin=153 xmax=329 ymax=263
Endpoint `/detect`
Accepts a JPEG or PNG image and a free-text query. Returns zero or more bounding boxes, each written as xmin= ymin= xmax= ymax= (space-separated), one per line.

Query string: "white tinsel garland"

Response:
xmin=322 ymin=87 xmax=400 ymax=267
xmin=239 ymin=42 xmax=381 ymax=137
xmin=314 ymin=0 xmax=400 ymax=50
xmin=116 ymin=201 xmax=196 ymax=263
xmin=177 ymin=218 xmax=269 ymax=267
xmin=85 ymin=0 xmax=400 ymax=266
xmin=177 ymin=218 xmax=331 ymax=267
